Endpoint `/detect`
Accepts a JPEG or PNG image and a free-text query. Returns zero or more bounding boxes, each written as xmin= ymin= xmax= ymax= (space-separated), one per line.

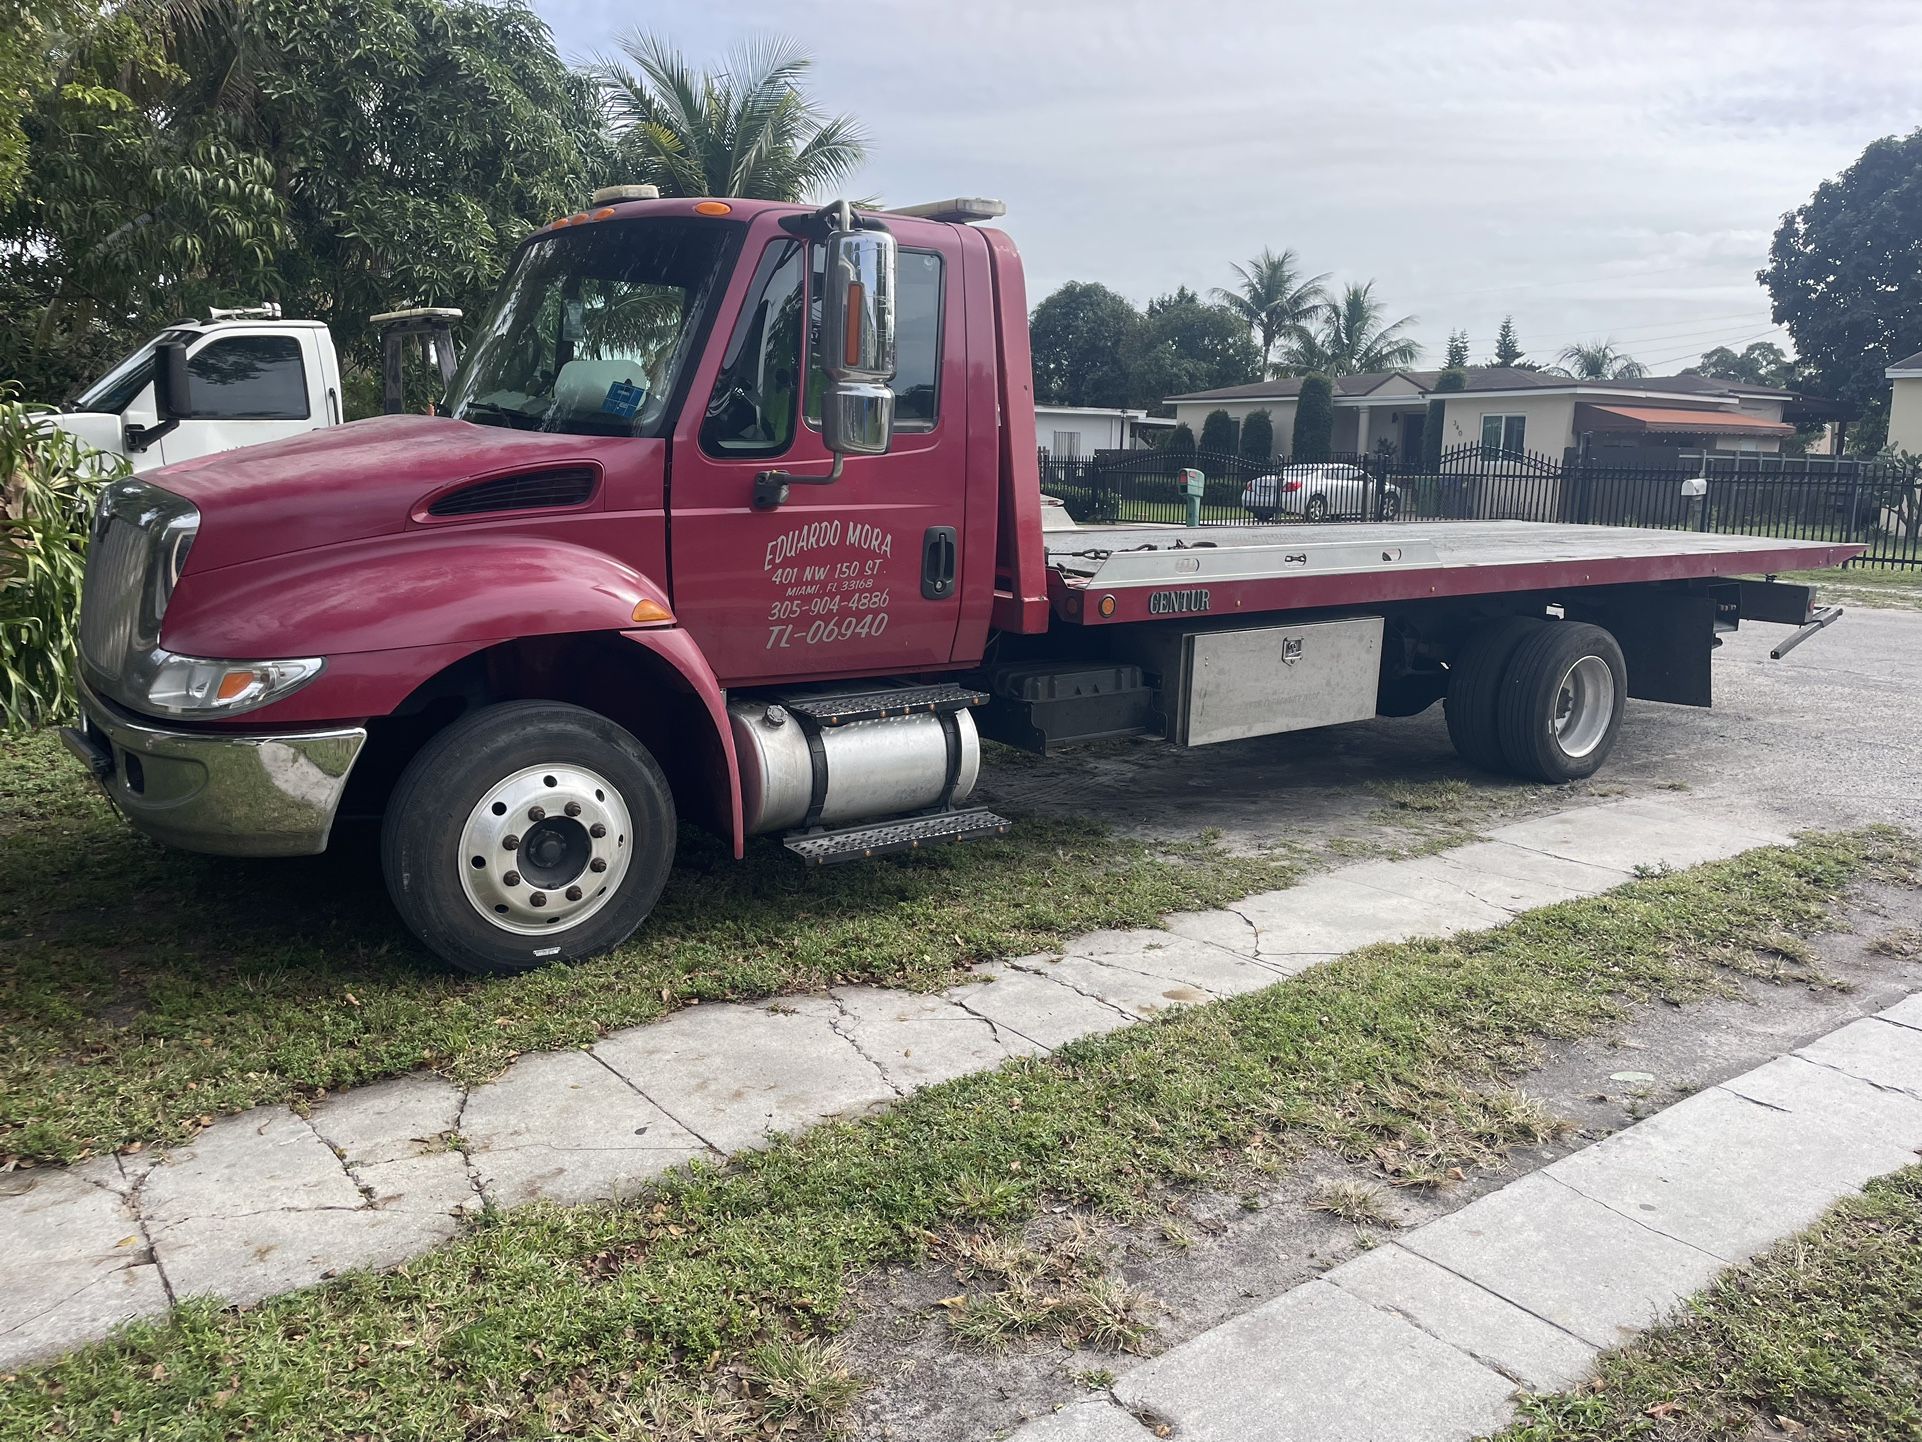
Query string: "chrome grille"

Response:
xmin=78 ymin=515 xmax=148 ymax=677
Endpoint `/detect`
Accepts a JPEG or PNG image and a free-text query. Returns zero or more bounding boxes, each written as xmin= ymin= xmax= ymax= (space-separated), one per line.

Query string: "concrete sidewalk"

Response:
xmin=0 ymin=796 xmax=1790 ymax=1371
xmin=1012 ymin=999 xmax=1922 ymax=1442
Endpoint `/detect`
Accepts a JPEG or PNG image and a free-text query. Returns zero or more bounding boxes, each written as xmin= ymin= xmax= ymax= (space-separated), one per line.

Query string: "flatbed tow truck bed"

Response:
xmin=1042 ymin=520 xmax=1862 ymax=625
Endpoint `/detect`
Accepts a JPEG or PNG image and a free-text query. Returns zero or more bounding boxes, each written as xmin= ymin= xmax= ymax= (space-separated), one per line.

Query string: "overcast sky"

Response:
xmin=533 ymin=0 xmax=1922 ymax=373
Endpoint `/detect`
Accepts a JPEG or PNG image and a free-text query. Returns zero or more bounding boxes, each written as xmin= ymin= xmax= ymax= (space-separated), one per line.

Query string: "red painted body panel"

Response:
xmin=982 ymin=228 xmax=1050 ymax=635
xmin=618 ymin=627 xmax=744 ymax=857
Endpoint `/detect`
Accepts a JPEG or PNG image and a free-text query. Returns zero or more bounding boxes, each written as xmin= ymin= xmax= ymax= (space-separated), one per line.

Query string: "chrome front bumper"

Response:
xmin=63 ymin=680 xmax=366 ymax=857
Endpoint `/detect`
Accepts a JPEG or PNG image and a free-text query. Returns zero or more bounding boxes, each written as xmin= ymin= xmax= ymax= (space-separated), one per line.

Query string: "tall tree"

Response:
xmin=1199 ymin=408 xmax=1237 ymax=456
xmin=1762 ymin=129 xmax=1922 ymax=452
xmin=1492 ymin=315 xmax=1527 ymax=367
xmin=1683 ymin=341 xmax=1795 ymax=389
xmin=1278 ymin=282 xmax=1420 ymax=376
xmin=1291 ymin=374 xmax=1334 ymax=461
xmin=1209 ymin=247 xmax=1329 ymax=374
xmin=593 ymin=35 xmax=865 ymax=202
xmin=1027 ymin=281 xmax=1140 ymax=408
xmin=1554 ymin=340 xmax=1647 ymax=380
xmin=1443 ymin=329 xmax=1470 ymax=369
xmin=1134 ymin=286 xmax=1262 ymax=403
xmin=1240 ymin=407 xmax=1274 ymax=460
xmin=1422 ymin=365 xmax=1467 ymax=470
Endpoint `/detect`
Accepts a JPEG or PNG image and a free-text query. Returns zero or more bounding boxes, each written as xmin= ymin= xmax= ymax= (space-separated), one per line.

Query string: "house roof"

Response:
xmin=1888 ymin=350 xmax=1922 ymax=377
xmin=1166 ymin=367 xmax=1789 ymax=407
xmin=1575 ymin=404 xmax=1795 ymax=437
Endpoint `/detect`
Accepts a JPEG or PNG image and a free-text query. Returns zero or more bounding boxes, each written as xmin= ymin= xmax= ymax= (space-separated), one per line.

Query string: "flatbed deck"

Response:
xmin=1043 ymin=520 xmax=1862 ymax=625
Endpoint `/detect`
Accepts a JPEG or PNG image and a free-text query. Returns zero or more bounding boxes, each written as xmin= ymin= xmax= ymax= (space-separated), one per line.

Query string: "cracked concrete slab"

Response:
xmin=827 ymin=986 xmax=1043 ymax=1091
xmin=1161 ymin=906 xmax=1260 ymax=957
xmin=1234 ymin=873 xmax=1510 ymax=957
xmin=1398 ymin=1170 xmax=1726 ymax=1350
xmin=1010 ymin=1398 xmax=1153 ymax=1441
xmin=463 ymin=1048 xmax=709 ymax=1207
xmin=1325 ymin=1242 xmax=1596 ymax=1394
xmin=155 ymin=1207 xmax=456 ymax=1309
xmin=943 ymin=963 xmax=1138 ymax=1051
xmin=1009 ymin=953 xmax=1213 ymax=1017
xmin=307 ymin=1074 xmax=463 ymax=1166
xmin=1484 ymin=798 xmax=1788 ymax=875
xmin=1058 ymin=928 xmax=1279 ymax=997
xmin=1544 ymin=1079 xmax=1922 ymax=1263
xmin=1720 ymin=1054 xmax=1922 ymax=1151
xmin=1882 ymin=992 xmax=1922 ymax=1031
xmin=0 ymin=1159 xmax=170 ymax=1369
xmin=1355 ymin=842 xmax=1627 ymax=914
xmin=1112 ymin=1278 xmax=1518 ymax=1442
xmin=352 ymin=1152 xmax=480 ymax=1216
xmin=140 ymin=1108 xmax=363 ymax=1233
xmin=1793 ymin=1015 xmax=1922 ymax=1098
xmin=595 ymin=1002 xmax=897 ymax=1154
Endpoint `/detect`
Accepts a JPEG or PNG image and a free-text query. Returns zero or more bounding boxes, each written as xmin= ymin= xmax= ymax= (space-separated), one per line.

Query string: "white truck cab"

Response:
xmin=48 ymin=308 xmax=341 ymax=472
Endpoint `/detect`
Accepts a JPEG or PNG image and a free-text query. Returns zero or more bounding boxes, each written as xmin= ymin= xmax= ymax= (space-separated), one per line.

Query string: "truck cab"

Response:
xmin=48 ymin=311 xmax=342 ymax=472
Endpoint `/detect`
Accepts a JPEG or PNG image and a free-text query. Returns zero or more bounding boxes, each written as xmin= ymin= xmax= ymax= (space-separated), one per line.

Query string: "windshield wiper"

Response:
xmin=458 ymin=400 xmax=542 ymax=431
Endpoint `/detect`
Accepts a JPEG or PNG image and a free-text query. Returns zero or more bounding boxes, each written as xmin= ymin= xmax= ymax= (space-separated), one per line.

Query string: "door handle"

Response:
xmin=922 ymin=525 xmax=958 ymax=600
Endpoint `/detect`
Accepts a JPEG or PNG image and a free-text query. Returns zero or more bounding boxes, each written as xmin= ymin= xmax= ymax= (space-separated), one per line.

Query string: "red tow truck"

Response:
xmin=65 ymin=192 xmax=1860 ymax=973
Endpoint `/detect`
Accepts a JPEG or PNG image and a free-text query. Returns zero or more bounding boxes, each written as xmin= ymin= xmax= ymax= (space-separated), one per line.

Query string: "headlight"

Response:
xmin=136 ymin=652 xmax=324 ymax=717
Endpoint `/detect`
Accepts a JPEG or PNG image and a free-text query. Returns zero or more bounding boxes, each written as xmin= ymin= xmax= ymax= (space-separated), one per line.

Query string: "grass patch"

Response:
xmin=1499 ymin=1165 xmax=1922 ymax=1442
xmin=0 ymin=830 xmax=1907 ymax=1441
xmin=1308 ymin=1178 xmax=1398 ymax=1227
xmin=939 ymin=1223 xmax=1156 ymax=1354
xmin=0 ymin=731 xmax=1301 ymax=1165
xmin=1774 ymin=564 xmax=1922 ymax=613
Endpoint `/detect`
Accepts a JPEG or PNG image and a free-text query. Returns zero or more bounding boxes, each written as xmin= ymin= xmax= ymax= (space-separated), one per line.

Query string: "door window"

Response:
xmin=807 ymin=246 xmax=944 ymax=431
xmin=187 ymin=336 xmax=310 ymax=419
xmin=700 ymin=240 xmax=806 ymax=457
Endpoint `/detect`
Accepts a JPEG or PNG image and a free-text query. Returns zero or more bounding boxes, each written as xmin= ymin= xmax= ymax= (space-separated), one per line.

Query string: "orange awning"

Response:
xmin=1576 ymin=403 xmax=1794 ymax=437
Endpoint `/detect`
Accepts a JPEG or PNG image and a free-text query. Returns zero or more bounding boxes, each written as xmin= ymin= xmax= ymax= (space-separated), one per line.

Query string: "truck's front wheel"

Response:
xmin=380 ymin=701 xmax=676 ymax=975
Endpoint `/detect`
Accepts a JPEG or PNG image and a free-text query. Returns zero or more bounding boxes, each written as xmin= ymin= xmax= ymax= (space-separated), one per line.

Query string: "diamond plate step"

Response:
xmin=776 ymin=683 xmax=987 ymax=727
xmin=783 ymin=808 xmax=1011 ymax=865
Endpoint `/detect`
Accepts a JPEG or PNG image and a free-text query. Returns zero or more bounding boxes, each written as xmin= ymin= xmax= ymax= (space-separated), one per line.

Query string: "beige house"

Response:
xmin=1888 ymin=351 xmax=1922 ymax=455
xmin=1167 ymin=367 xmax=1800 ymax=461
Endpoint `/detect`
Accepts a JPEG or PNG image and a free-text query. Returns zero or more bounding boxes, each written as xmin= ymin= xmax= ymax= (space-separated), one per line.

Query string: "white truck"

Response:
xmin=43 ymin=305 xmax=458 ymax=471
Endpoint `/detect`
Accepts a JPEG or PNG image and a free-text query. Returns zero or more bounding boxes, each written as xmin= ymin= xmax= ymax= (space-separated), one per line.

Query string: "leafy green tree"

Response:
xmin=1423 ymin=365 xmax=1467 ymax=469
xmin=1554 ymin=340 xmax=1647 ymax=380
xmin=1240 ymin=407 xmax=1274 ymax=460
xmin=1444 ymin=330 xmax=1470 ymax=369
xmin=1763 ymin=129 xmax=1922 ymax=452
xmin=1291 ymin=374 xmax=1334 ymax=461
xmin=1683 ymin=340 xmax=1795 ymax=389
xmin=1278 ymin=282 xmax=1420 ymax=376
xmin=1166 ymin=421 xmax=1196 ymax=458
xmin=1135 ymin=286 xmax=1262 ymax=403
xmin=1210 ymin=247 xmax=1329 ymax=374
xmin=1199 ymin=407 xmax=1237 ymax=456
xmin=593 ymin=35 xmax=865 ymax=202
xmin=1027 ymin=281 xmax=1140 ymax=408
xmin=1492 ymin=315 xmax=1528 ymax=368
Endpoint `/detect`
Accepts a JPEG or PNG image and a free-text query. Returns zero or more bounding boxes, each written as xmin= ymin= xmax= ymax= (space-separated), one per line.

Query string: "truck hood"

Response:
xmin=153 ymin=415 xmax=624 ymax=572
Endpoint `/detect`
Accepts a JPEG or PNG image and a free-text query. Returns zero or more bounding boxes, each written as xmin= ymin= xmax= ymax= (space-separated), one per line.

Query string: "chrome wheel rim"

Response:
xmin=1552 ymin=655 xmax=1614 ymax=758
xmin=459 ymin=764 xmax=632 ymax=935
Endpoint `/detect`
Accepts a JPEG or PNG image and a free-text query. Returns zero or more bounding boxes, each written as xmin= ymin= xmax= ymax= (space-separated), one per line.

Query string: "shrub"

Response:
xmin=1 ymin=391 xmax=121 ymax=731
xmin=1292 ymin=375 xmax=1334 ymax=462
xmin=1167 ymin=422 xmax=1196 ymax=458
xmin=1240 ymin=408 xmax=1274 ymax=460
xmin=1423 ymin=365 xmax=1467 ymax=471
xmin=1199 ymin=408 xmax=1238 ymax=456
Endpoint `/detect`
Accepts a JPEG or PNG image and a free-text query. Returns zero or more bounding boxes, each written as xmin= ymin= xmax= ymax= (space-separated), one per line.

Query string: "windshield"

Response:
xmin=446 ymin=218 xmax=735 ymax=437
xmin=72 ymin=329 xmax=196 ymax=413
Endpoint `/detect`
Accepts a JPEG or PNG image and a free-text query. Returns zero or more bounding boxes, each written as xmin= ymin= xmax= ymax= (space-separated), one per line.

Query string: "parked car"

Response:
xmin=1243 ymin=462 xmax=1400 ymax=522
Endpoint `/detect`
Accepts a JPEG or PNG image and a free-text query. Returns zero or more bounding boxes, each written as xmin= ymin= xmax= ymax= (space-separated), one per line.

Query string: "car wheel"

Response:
xmin=1444 ymin=616 xmax=1546 ymax=773
xmin=1495 ymin=623 xmax=1627 ymax=783
xmin=381 ymin=701 xmax=677 ymax=975
xmin=1249 ymin=509 xmax=1274 ymax=523
xmin=1305 ymin=494 xmax=1329 ymax=522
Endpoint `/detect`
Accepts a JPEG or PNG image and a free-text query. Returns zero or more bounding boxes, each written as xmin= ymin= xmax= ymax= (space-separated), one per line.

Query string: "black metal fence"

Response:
xmin=1037 ymin=444 xmax=1922 ymax=568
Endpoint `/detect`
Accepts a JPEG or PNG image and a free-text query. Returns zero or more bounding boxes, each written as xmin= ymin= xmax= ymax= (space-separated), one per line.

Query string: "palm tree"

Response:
xmin=1554 ymin=340 xmax=1647 ymax=380
xmin=592 ymin=35 xmax=867 ymax=202
xmin=1276 ymin=281 xmax=1421 ymax=376
xmin=1210 ymin=248 xmax=1329 ymax=373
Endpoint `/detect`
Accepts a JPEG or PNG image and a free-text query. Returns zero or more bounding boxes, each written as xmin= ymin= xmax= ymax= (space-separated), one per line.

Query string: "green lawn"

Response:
xmin=1781 ymin=563 xmax=1922 ymax=612
xmin=0 ymin=732 xmax=1302 ymax=1165
xmin=1500 ymin=1165 xmax=1922 ymax=1441
xmin=0 ymin=830 xmax=1906 ymax=1442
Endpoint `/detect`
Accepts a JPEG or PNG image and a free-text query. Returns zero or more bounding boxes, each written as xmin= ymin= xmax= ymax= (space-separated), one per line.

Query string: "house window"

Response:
xmin=186 ymin=335 xmax=310 ymax=419
xmin=1051 ymin=430 xmax=1082 ymax=456
xmin=1480 ymin=413 xmax=1526 ymax=454
xmin=807 ymin=247 xmax=944 ymax=430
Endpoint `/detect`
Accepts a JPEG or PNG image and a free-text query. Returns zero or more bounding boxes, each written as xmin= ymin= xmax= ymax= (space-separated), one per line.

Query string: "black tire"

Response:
xmin=1496 ymin=622 xmax=1627 ymax=783
xmin=1249 ymin=509 xmax=1274 ymax=523
xmin=1305 ymin=494 xmax=1329 ymax=522
xmin=381 ymin=701 xmax=676 ymax=975
xmin=1444 ymin=616 xmax=1545 ymax=773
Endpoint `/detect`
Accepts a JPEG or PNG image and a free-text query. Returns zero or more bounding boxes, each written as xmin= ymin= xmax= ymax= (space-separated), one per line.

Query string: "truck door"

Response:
xmin=667 ymin=221 xmax=968 ymax=687
xmin=157 ymin=329 xmax=323 ymax=466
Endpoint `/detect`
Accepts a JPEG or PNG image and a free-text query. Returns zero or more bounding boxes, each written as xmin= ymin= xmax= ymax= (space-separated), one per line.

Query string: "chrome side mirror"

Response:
xmin=818 ymin=223 xmax=896 ymax=458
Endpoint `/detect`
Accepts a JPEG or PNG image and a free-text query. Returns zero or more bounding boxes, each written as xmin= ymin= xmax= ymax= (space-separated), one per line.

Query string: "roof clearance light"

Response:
xmin=694 ymin=200 xmax=732 ymax=216
xmin=591 ymin=184 xmax=661 ymax=205
xmin=591 ymin=207 xmax=615 ymax=221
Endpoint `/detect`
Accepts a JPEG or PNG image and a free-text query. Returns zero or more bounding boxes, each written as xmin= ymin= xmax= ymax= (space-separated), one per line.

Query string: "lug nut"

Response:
xmin=564 ymin=801 xmax=582 ymax=817
xmin=530 ymin=892 xmax=547 ymax=907
xmin=528 ymin=805 xmax=546 ymax=822
xmin=589 ymin=857 xmax=608 ymax=873
xmin=503 ymin=871 xmax=521 ymax=887
xmin=589 ymin=822 xmax=607 ymax=839
xmin=565 ymin=885 xmax=583 ymax=901
xmin=503 ymin=834 xmax=520 ymax=850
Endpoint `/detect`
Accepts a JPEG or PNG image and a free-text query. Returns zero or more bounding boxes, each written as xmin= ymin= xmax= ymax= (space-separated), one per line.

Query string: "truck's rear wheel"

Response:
xmin=381 ymin=701 xmax=676 ymax=975
xmin=1444 ymin=616 xmax=1543 ymax=772
xmin=1496 ymin=622 xmax=1626 ymax=783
